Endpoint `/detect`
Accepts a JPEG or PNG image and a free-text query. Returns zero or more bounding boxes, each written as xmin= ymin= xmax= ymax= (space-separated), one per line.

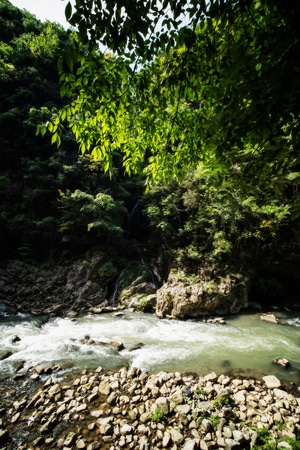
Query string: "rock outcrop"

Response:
xmin=156 ymin=270 xmax=248 ymax=319
xmin=0 ymin=258 xmax=111 ymax=316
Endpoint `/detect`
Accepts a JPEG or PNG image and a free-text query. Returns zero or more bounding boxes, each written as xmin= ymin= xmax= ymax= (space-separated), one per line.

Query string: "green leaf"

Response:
xmin=65 ymin=2 xmax=72 ymax=20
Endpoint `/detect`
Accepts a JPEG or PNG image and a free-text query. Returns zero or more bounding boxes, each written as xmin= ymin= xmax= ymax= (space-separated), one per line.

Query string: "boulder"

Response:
xmin=260 ymin=313 xmax=278 ymax=324
xmin=156 ymin=270 xmax=248 ymax=318
xmin=263 ymin=375 xmax=281 ymax=389
xmin=118 ymin=282 xmax=156 ymax=310
xmin=272 ymin=358 xmax=290 ymax=369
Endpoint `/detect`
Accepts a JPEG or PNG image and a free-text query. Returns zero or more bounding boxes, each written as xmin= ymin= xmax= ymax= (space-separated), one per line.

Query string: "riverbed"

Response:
xmin=0 ymin=307 xmax=299 ymax=384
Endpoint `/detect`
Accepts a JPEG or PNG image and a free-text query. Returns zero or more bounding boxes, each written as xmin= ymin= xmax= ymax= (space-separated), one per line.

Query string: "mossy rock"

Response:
xmin=98 ymin=261 xmax=118 ymax=282
xmin=119 ymin=262 xmax=154 ymax=289
xmin=123 ymin=293 xmax=157 ymax=312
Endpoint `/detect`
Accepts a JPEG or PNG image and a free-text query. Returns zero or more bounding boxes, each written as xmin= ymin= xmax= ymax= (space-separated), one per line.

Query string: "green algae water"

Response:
xmin=0 ymin=307 xmax=299 ymax=384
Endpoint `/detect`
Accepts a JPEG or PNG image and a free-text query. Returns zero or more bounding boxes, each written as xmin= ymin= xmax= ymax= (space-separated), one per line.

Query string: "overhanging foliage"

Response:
xmin=39 ymin=0 xmax=300 ymax=207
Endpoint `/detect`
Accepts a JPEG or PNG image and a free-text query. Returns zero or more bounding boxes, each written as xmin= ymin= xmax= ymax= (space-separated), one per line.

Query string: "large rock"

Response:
xmin=0 ymin=257 xmax=110 ymax=316
xmin=156 ymin=270 xmax=248 ymax=318
xmin=260 ymin=313 xmax=279 ymax=324
xmin=118 ymin=281 xmax=156 ymax=307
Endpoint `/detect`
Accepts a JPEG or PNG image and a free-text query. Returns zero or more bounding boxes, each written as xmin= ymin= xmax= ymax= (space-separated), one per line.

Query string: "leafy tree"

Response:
xmin=43 ymin=0 xmax=300 ymax=209
xmin=145 ymin=168 xmax=291 ymax=274
xmin=58 ymin=189 xmax=128 ymax=250
xmin=1 ymin=0 xmax=299 ymax=308
xmin=0 ymin=1 xmax=76 ymax=258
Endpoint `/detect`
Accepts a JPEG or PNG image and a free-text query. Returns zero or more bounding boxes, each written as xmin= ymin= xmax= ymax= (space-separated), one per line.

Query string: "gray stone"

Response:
xmin=277 ymin=442 xmax=293 ymax=449
xmin=273 ymin=388 xmax=289 ymax=399
xmin=97 ymin=417 xmax=113 ymax=435
xmin=272 ymin=358 xmax=290 ymax=368
xmin=204 ymin=372 xmax=218 ymax=382
xmin=225 ymin=438 xmax=241 ymax=449
xmin=223 ymin=427 xmax=232 ymax=439
xmin=176 ymin=404 xmax=191 ymax=415
xmin=201 ymin=419 xmax=213 ymax=432
xmin=233 ymin=390 xmax=246 ymax=403
xmin=263 ymin=375 xmax=281 ymax=389
xmin=197 ymin=401 xmax=214 ymax=412
xmin=64 ymin=432 xmax=77 ymax=446
xmin=168 ymin=427 xmax=184 ymax=444
xmin=120 ymin=423 xmax=133 ymax=434
xmin=98 ymin=381 xmax=111 ymax=395
xmin=162 ymin=431 xmax=171 ymax=447
xmin=260 ymin=313 xmax=278 ymax=324
xmin=76 ymin=438 xmax=86 ymax=449
xmin=232 ymin=430 xmax=244 ymax=442
xmin=156 ymin=270 xmax=248 ymax=318
xmin=182 ymin=439 xmax=198 ymax=450
xmin=3 ymin=363 xmax=299 ymax=450
xmin=48 ymin=383 xmax=61 ymax=397
xmin=153 ymin=397 xmax=169 ymax=415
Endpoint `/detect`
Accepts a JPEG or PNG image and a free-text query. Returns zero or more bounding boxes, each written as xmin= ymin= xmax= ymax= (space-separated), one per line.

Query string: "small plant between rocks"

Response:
xmin=151 ymin=407 xmax=164 ymax=422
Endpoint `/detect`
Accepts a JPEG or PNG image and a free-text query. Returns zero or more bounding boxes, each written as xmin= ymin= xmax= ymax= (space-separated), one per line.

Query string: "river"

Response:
xmin=0 ymin=306 xmax=299 ymax=384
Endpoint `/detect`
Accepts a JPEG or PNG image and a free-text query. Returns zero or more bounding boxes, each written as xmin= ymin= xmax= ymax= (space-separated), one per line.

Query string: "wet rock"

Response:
xmin=273 ymin=358 xmax=290 ymax=369
xmin=112 ymin=311 xmax=125 ymax=317
xmin=263 ymin=375 xmax=281 ymax=388
xmin=260 ymin=313 xmax=278 ymax=324
xmin=118 ymin=281 xmax=156 ymax=309
xmin=109 ymin=341 xmax=124 ymax=351
xmin=44 ymin=304 xmax=62 ymax=315
xmin=0 ymin=350 xmax=13 ymax=361
xmin=0 ymin=428 xmax=9 ymax=445
xmin=206 ymin=317 xmax=226 ymax=324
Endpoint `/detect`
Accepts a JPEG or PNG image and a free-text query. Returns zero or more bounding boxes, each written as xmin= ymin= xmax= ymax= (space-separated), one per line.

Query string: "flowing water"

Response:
xmin=0 ymin=305 xmax=299 ymax=384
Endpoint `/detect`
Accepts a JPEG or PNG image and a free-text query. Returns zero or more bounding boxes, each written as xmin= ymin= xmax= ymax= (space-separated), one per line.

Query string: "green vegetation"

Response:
xmin=50 ymin=0 xmax=300 ymax=196
xmin=206 ymin=414 xmax=220 ymax=428
xmin=282 ymin=435 xmax=300 ymax=450
xmin=0 ymin=0 xmax=300 ymax=308
xmin=250 ymin=426 xmax=300 ymax=450
xmin=151 ymin=407 xmax=164 ymax=422
xmin=212 ymin=397 xmax=230 ymax=407
xmin=251 ymin=427 xmax=275 ymax=450
xmin=195 ymin=387 xmax=205 ymax=396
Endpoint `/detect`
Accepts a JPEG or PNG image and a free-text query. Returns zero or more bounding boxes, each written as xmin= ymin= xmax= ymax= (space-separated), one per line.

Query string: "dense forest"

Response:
xmin=0 ymin=0 xmax=300 ymax=314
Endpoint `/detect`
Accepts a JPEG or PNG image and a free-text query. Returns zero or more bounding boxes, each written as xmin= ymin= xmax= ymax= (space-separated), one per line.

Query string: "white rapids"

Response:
xmin=0 ymin=308 xmax=299 ymax=383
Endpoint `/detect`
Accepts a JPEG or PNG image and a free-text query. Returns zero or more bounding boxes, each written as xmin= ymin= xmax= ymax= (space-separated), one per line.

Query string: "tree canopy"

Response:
xmin=1 ymin=0 xmax=300 ymax=304
xmin=42 ymin=0 xmax=300 ymax=208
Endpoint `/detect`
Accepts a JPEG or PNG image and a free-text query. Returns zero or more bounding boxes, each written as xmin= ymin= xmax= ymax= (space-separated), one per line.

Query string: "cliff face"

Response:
xmin=0 ymin=258 xmax=110 ymax=317
xmin=1 ymin=250 xmax=300 ymax=319
xmin=155 ymin=270 xmax=248 ymax=319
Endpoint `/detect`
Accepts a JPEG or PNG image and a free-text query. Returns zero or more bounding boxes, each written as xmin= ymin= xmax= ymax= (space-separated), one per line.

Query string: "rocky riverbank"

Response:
xmin=0 ymin=366 xmax=299 ymax=449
